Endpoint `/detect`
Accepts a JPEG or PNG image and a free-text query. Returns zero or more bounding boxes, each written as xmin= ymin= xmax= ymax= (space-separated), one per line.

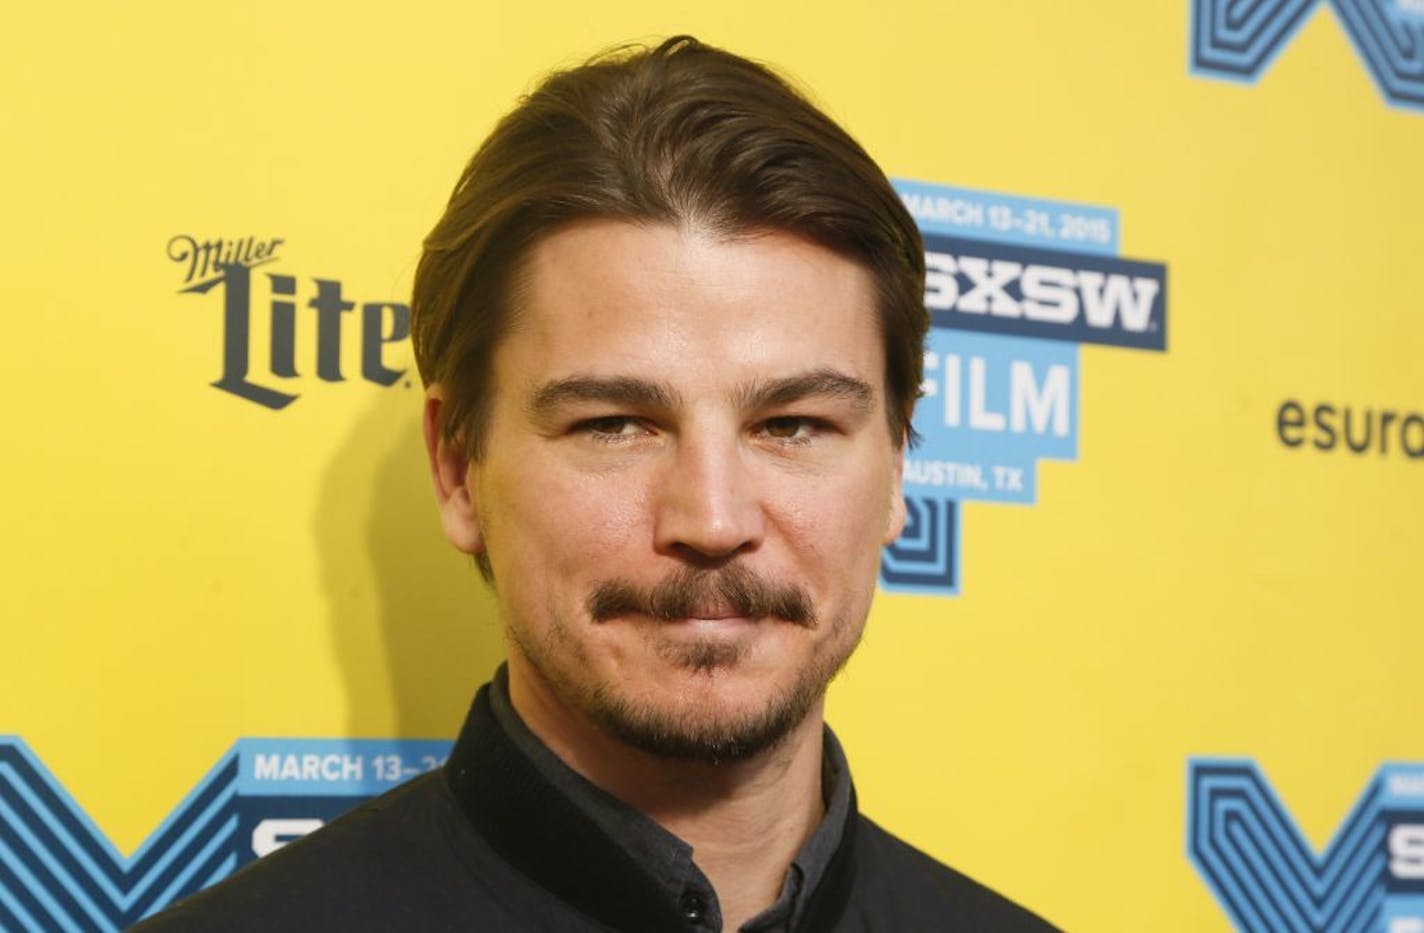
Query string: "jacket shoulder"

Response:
xmin=127 ymin=773 xmax=521 ymax=932
xmin=849 ymin=816 xmax=1063 ymax=932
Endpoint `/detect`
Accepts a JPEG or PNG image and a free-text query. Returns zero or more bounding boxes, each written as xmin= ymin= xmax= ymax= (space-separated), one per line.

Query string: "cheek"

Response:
xmin=771 ymin=468 xmax=892 ymax=584
xmin=488 ymin=467 xmax=649 ymax=585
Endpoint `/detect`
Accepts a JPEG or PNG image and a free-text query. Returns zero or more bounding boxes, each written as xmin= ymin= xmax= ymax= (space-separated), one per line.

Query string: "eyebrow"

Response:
xmin=737 ymin=369 xmax=875 ymax=413
xmin=527 ymin=376 xmax=682 ymax=418
xmin=526 ymin=368 xmax=875 ymax=419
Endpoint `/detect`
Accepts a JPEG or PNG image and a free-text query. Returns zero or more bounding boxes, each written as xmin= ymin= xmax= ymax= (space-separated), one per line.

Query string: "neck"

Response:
xmin=507 ymin=655 xmax=827 ymax=931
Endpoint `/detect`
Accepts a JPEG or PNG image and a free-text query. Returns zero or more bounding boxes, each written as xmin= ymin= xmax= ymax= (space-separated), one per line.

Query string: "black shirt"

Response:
xmin=133 ymin=674 xmax=1060 ymax=931
xmin=483 ymin=668 xmax=850 ymax=932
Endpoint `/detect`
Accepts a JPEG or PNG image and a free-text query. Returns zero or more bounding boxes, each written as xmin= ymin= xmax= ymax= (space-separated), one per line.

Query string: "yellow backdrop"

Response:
xmin=3 ymin=2 xmax=1421 ymax=930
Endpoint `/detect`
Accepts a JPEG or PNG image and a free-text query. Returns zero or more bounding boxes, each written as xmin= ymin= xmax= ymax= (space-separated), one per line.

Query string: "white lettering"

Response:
xmin=261 ymin=753 xmax=363 ymax=783
xmin=942 ymin=354 xmax=961 ymax=428
xmin=921 ymin=350 xmax=938 ymax=398
xmin=902 ymin=193 xmax=985 ymax=227
xmin=957 ymin=257 xmax=1021 ymax=316
xmin=928 ymin=248 xmax=1160 ymax=335
xmin=253 ymin=754 xmax=281 ymax=782
xmin=967 ymin=358 xmax=1005 ymax=431
xmin=992 ymin=465 xmax=1024 ymax=491
xmin=252 ymin=818 xmax=324 ymax=858
xmin=924 ymin=252 xmax=959 ymax=310
xmin=339 ymin=755 xmax=363 ymax=781
xmin=1389 ymin=774 xmax=1424 ymax=798
xmin=904 ymin=458 xmax=987 ymax=490
xmin=1390 ymin=825 xmax=1424 ymax=879
xmin=1078 ymin=270 xmax=1159 ymax=332
xmin=1019 ymin=263 xmax=1079 ymax=323
xmin=1010 ymin=362 xmax=1071 ymax=437
xmin=929 ymin=351 xmax=1072 ymax=437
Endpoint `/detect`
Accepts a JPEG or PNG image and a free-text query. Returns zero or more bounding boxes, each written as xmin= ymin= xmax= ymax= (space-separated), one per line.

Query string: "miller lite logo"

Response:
xmin=167 ymin=235 xmax=411 ymax=409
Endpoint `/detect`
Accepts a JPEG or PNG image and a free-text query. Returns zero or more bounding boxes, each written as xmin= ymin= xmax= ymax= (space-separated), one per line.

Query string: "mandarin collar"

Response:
xmin=443 ymin=668 xmax=858 ymax=931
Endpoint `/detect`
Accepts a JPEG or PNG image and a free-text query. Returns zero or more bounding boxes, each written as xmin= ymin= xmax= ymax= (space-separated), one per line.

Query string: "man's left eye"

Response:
xmin=762 ymin=417 xmax=815 ymax=441
xmin=580 ymin=417 xmax=647 ymax=438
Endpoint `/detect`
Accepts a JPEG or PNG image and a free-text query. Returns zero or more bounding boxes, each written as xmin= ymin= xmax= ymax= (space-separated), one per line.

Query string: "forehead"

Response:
xmin=496 ymin=220 xmax=885 ymax=402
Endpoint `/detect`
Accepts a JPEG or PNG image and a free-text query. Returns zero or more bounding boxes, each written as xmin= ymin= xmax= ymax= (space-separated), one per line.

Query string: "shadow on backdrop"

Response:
xmin=316 ymin=384 xmax=505 ymax=740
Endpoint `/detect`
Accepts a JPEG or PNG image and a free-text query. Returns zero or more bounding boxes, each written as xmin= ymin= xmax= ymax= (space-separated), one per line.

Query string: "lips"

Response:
xmin=680 ymin=604 xmax=745 ymax=621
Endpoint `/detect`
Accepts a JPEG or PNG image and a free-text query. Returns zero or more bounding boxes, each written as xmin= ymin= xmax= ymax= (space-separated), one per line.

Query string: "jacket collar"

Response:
xmin=442 ymin=676 xmax=858 ymax=931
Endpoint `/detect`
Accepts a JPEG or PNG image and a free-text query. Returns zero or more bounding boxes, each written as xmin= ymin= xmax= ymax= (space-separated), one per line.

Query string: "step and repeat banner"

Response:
xmin=2 ymin=2 xmax=1420 ymax=930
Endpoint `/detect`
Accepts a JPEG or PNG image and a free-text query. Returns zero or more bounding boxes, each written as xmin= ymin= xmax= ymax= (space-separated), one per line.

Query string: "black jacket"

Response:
xmin=133 ymin=683 xmax=1059 ymax=931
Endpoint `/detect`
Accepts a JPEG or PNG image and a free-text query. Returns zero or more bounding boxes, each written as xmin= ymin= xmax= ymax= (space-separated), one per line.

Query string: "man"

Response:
xmin=136 ymin=36 xmax=1058 ymax=931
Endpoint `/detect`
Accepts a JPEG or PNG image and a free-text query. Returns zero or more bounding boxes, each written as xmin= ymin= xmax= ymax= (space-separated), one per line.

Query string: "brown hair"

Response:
xmin=412 ymin=35 xmax=926 ymax=455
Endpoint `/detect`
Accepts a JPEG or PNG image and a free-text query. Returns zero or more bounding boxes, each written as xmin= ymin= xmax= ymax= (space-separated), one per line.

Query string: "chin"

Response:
xmin=586 ymin=677 xmax=819 ymax=764
xmin=581 ymin=647 xmax=838 ymax=764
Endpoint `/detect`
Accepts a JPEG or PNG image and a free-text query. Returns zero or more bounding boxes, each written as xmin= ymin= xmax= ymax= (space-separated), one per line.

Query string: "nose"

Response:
xmin=652 ymin=434 xmax=765 ymax=563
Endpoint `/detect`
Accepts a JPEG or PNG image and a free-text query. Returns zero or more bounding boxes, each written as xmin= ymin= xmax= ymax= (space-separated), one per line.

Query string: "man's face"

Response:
xmin=442 ymin=220 xmax=906 ymax=762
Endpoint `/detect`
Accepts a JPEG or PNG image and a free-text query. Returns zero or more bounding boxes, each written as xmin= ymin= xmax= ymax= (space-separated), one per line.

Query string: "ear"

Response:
xmin=423 ymin=386 xmax=485 ymax=556
xmin=882 ymin=436 xmax=908 ymax=546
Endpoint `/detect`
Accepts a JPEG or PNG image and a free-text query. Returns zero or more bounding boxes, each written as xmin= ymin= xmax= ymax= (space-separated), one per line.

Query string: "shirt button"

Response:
xmin=680 ymin=890 xmax=707 ymax=924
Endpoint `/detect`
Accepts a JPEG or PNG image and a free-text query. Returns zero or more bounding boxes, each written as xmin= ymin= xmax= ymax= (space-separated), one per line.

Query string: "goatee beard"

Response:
xmin=574 ymin=564 xmax=841 ymax=763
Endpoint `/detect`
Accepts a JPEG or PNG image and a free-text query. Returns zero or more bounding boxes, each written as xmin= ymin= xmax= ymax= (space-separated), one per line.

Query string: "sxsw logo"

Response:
xmin=884 ymin=179 xmax=1168 ymax=598
xmin=1189 ymin=758 xmax=1424 ymax=931
xmin=924 ymin=235 xmax=1165 ymax=351
xmin=0 ymin=736 xmax=447 ymax=931
xmin=166 ymin=236 xmax=411 ymax=410
xmin=1190 ymin=0 xmax=1424 ymax=112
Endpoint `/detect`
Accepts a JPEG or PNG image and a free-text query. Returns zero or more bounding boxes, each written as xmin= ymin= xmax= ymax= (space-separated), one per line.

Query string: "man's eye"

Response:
xmin=579 ymin=416 xmax=647 ymax=439
xmin=762 ymin=417 xmax=816 ymax=441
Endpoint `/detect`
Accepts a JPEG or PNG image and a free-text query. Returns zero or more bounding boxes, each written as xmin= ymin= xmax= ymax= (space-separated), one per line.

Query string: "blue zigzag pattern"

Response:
xmin=880 ymin=496 xmax=958 ymax=594
xmin=0 ymin=738 xmax=239 ymax=932
xmin=1191 ymin=0 xmax=1424 ymax=110
xmin=1188 ymin=760 xmax=1387 ymax=932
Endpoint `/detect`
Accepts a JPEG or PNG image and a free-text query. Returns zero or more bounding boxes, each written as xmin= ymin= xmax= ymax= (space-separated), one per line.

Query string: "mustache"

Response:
xmin=587 ymin=564 xmax=815 ymax=627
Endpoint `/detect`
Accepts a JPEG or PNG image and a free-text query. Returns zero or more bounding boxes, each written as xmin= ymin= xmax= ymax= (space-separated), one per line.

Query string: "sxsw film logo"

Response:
xmin=1190 ymin=0 xmax=1424 ymax=112
xmin=167 ymin=235 xmax=411 ymax=409
xmin=0 ymin=736 xmax=449 ymax=931
xmin=883 ymin=180 xmax=1168 ymax=597
xmin=1189 ymin=758 xmax=1424 ymax=931
xmin=924 ymin=237 xmax=1164 ymax=351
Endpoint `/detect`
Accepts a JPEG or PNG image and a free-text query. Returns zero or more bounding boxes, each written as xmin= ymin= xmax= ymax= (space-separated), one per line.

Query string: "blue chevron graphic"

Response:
xmin=0 ymin=738 xmax=239 ymax=931
xmin=1188 ymin=758 xmax=1424 ymax=932
xmin=1191 ymin=0 xmax=1424 ymax=111
xmin=0 ymin=736 xmax=450 ymax=931
xmin=880 ymin=496 xmax=959 ymax=594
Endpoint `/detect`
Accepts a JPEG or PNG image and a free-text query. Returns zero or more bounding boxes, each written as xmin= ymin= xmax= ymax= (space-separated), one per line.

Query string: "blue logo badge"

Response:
xmin=0 ymin=736 xmax=450 ymax=930
xmin=1189 ymin=758 xmax=1424 ymax=931
xmin=883 ymin=180 xmax=1168 ymax=596
xmin=1190 ymin=0 xmax=1424 ymax=112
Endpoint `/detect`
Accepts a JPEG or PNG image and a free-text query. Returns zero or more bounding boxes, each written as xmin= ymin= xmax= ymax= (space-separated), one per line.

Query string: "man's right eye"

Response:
xmin=577 ymin=416 xmax=648 ymax=440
